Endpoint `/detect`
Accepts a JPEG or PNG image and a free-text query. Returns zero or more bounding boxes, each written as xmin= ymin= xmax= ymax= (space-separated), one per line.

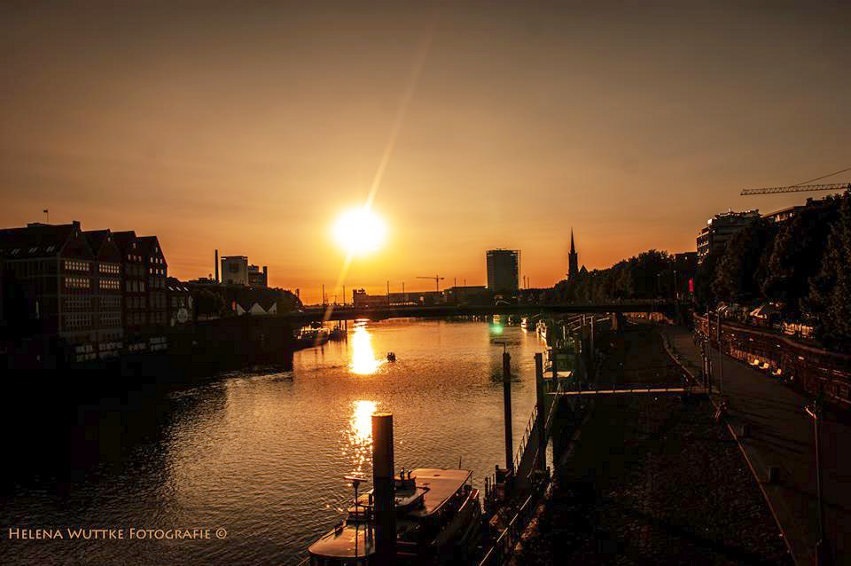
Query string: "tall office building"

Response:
xmin=486 ymin=249 xmax=520 ymax=293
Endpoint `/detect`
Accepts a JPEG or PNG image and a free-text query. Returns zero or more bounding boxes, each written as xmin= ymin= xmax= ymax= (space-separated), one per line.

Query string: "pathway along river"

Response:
xmin=1 ymin=320 xmax=546 ymax=565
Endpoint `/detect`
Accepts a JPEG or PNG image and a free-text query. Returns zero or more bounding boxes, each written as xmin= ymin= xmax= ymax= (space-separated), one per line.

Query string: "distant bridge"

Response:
xmin=284 ymin=301 xmax=682 ymax=324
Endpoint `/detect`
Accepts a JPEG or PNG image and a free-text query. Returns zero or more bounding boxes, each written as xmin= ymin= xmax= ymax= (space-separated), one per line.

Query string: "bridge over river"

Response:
xmin=284 ymin=300 xmax=684 ymax=325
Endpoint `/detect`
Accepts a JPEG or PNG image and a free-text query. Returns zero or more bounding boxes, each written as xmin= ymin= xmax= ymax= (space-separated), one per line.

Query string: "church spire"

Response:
xmin=568 ymin=228 xmax=579 ymax=280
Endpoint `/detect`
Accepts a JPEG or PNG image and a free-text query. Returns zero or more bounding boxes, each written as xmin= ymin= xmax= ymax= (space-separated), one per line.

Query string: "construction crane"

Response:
xmin=740 ymin=182 xmax=850 ymax=196
xmin=417 ymin=274 xmax=445 ymax=292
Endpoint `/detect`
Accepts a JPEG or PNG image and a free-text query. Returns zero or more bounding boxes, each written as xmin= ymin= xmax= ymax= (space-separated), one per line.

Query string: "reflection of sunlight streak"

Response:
xmin=351 ymin=400 xmax=377 ymax=443
xmin=350 ymin=324 xmax=383 ymax=375
xmin=345 ymin=399 xmax=377 ymax=477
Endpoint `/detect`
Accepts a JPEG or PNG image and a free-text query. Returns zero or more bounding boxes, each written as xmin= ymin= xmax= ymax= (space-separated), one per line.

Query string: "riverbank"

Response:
xmin=514 ymin=323 xmax=791 ymax=564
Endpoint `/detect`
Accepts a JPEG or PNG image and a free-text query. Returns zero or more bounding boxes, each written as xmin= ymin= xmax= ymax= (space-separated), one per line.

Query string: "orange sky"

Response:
xmin=2 ymin=2 xmax=849 ymax=304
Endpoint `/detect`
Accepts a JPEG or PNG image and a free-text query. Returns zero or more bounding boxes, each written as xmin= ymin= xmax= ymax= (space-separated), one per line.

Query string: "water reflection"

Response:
xmin=350 ymin=322 xmax=383 ymax=375
xmin=351 ymin=400 xmax=377 ymax=443
xmin=345 ymin=400 xmax=377 ymax=476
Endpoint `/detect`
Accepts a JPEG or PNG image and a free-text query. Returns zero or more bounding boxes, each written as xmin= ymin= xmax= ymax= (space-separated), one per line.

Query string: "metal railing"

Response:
xmin=512 ymin=405 xmax=538 ymax=472
xmin=478 ymin=480 xmax=551 ymax=566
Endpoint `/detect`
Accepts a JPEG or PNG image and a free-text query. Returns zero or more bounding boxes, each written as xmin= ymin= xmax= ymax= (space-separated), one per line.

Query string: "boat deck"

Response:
xmin=406 ymin=468 xmax=472 ymax=518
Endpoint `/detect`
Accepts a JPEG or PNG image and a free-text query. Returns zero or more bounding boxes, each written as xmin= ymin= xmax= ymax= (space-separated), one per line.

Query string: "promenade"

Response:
xmin=665 ymin=326 xmax=851 ymax=565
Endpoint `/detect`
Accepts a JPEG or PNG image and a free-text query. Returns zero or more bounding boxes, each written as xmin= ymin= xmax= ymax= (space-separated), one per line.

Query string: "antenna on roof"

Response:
xmin=42 ymin=209 xmax=49 ymax=223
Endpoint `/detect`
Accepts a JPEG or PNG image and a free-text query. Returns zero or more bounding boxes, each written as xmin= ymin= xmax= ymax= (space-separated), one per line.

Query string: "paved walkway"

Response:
xmin=664 ymin=325 xmax=851 ymax=566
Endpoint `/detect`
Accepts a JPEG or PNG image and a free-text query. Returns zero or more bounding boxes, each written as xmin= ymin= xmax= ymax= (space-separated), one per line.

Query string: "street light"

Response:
xmin=804 ymin=395 xmax=831 ymax=565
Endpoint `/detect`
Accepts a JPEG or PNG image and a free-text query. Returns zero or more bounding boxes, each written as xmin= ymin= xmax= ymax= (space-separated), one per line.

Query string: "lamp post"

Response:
xmin=805 ymin=395 xmax=831 ymax=565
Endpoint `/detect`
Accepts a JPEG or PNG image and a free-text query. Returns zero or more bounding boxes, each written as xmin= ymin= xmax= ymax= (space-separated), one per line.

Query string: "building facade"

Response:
xmin=221 ymin=256 xmax=249 ymax=286
xmin=696 ymin=210 xmax=761 ymax=262
xmin=0 ymin=222 xmax=128 ymax=363
xmin=248 ymin=264 xmax=268 ymax=287
xmin=486 ymin=249 xmax=520 ymax=293
xmin=83 ymin=230 xmax=123 ymax=359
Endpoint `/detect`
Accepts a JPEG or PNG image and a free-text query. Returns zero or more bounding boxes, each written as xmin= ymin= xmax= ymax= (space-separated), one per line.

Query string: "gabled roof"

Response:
xmin=0 ymin=222 xmax=81 ymax=259
xmin=82 ymin=229 xmax=111 ymax=252
xmin=112 ymin=230 xmax=138 ymax=253
xmin=136 ymin=235 xmax=167 ymax=265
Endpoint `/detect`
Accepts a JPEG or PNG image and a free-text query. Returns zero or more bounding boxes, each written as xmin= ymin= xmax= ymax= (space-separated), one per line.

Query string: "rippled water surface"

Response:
xmin=2 ymin=320 xmax=544 ymax=565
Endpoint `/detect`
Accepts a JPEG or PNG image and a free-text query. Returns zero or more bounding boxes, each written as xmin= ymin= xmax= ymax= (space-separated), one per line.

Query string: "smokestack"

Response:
xmin=214 ymin=249 xmax=219 ymax=283
xmin=372 ymin=413 xmax=396 ymax=564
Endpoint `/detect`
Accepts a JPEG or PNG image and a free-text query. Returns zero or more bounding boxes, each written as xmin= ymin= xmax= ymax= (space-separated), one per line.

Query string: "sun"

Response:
xmin=332 ymin=206 xmax=387 ymax=257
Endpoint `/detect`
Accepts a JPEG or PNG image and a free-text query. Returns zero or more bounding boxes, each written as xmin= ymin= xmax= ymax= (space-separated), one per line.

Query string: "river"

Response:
xmin=1 ymin=319 xmax=545 ymax=565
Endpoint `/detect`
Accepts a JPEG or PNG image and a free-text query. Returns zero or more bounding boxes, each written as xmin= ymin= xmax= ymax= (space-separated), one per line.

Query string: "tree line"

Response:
xmin=545 ymin=190 xmax=850 ymax=351
xmin=704 ymin=191 xmax=850 ymax=350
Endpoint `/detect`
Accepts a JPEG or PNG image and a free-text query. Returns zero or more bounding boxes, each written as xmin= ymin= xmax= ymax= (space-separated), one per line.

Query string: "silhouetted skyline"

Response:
xmin=2 ymin=2 xmax=849 ymax=302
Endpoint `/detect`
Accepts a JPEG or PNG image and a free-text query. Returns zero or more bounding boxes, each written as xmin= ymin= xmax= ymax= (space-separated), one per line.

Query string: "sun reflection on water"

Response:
xmin=350 ymin=322 xmax=383 ymax=375
xmin=345 ymin=399 xmax=377 ymax=476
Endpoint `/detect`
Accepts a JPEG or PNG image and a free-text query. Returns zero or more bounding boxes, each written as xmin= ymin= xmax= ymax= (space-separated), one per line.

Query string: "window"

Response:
xmin=64 ymin=276 xmax=90 ymax=289
xmin=64 ymin=260 xmax=90 ymax=272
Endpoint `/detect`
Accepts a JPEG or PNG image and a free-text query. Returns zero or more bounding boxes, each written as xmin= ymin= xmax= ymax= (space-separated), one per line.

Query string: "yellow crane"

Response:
xmin=741 ymin=182 xmax=850 ymax=196
xmin=417 ymin=274 xmax=445 ymax=292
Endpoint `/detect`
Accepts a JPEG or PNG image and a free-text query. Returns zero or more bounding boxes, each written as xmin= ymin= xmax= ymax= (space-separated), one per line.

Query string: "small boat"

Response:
xmin=295 ymin=327 xmax=330 ymax=348
xmin=307 ymin=468 xmax=482 ymax=565
xmin=386 ymin=352 xmax=396 ymax=362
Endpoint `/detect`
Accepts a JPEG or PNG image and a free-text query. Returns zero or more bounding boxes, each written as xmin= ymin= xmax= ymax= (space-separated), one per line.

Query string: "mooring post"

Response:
xmin=535 ymin=352 xmax=546 ymax=471
xmin=503 ymin=351 xmax=514 ymax=474
xmin=590 ymin=316 xmax=595 ymax=366
xmin=372 ymin=413 xmax=396 ymax=565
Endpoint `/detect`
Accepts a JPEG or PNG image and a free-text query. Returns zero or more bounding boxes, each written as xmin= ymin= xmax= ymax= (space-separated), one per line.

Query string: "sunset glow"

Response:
xmin=0 ymin=3 xmax=848 ymax=305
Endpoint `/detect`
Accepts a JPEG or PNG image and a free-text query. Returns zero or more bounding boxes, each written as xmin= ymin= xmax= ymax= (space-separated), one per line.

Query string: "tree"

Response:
xmin=712 ymin=218 xmax=776 ymax=304
xmin=807 ymin=192 xmax=851 ymax=349
xmin=762 ymin=196 xmax=840 ymax=315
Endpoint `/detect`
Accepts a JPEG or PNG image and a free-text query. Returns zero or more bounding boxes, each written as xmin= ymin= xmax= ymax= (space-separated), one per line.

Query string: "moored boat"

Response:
xmin=307 ymin=468 xmax=481 ymax=565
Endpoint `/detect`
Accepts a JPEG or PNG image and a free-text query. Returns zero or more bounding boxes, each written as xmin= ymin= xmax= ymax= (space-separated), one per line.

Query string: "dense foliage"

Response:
xmin=547 ymin=250 xmax=680 ymax=303
xmin=701 ymin=191 xmax=850 ymax=350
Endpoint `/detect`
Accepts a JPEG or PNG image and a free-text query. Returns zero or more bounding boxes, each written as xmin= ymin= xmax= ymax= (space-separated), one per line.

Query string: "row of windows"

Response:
xmin=65 ymin=276 xmax=90 ymax=289
xmin=150 ymin=254 xmax=164 ymax=264
xmin=150 ymin=312 xmax=167 ymax=324
xmin=101 ymin=296 xmax=122 ymax=309
xmin=64 ymin=314 xmax=93 ymax=329
xmin=148 ymin=277 xmax=166 ymax=289
xmin=127 ymin=312 xmax=147 ymax=325
xmin=99 ymin=263 xmax=120 ymax=275
xmin=148 ymin=267 xmax=166 ymax=276
xmin=99 ymin=278 xmax=120 ymax=290
xmin=99 ymin=313 xmax=122 ymax=327
xmin=64 ymin=297 xmax=92 ymax=311
xmin=150 ymin=294 xmax=166 ymax=309
xmin=64 ymin=260 xmax=90 ymax=273
xmin=126 ymin=280 xmax=146 ymax=293
xmin=125 ymin=264 xmax=145 ymax=276
xmin=126 ymin=296 xmax=146 ymax=310
xmin=127 ymin=254 xmax=142 ymax=262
